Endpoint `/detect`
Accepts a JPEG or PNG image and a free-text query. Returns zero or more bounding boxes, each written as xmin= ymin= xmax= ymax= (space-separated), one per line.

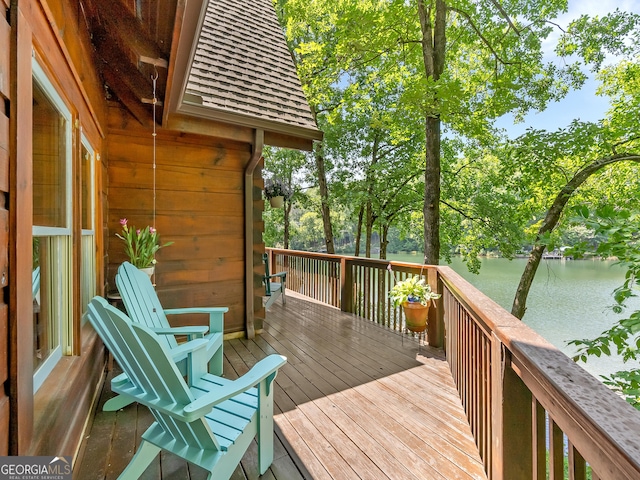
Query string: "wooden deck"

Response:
xmin=75 ymin=292 xmax=487 ymax=480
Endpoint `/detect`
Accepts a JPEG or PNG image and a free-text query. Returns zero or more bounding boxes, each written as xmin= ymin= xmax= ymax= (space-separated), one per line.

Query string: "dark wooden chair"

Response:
xmin=262 ymin=253 xmax=286 ymax=308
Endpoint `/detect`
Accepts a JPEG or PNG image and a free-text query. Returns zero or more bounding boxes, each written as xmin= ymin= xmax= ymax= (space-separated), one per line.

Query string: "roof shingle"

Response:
xmin=186 ymin=0 xmax=320 ymax=136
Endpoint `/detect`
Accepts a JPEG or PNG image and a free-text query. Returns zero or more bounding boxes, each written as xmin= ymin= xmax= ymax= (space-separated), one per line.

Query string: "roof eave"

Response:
xmin=178 ymin=100 xmax=323 ymax=143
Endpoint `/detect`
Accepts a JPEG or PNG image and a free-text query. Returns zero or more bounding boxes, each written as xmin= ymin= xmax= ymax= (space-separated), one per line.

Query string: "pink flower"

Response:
xmin=149 ymin=227 xmax=156 ymax=234
xmin=136 ymin=229 xmax=141 ymax=235
xmin=120 ymin=218 xmax=128 ymax=226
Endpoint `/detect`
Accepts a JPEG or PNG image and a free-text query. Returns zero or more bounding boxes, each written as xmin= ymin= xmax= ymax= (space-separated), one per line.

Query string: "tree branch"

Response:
xmin=488 ymin=0 xmax=521 ymax=37
xmin=512 ymin=153 xmax=640 ymax=319
xmin=612 ymin=136 xmax=640 ymax=154
xmin=448 ymin=6 xmax=521 ymax=67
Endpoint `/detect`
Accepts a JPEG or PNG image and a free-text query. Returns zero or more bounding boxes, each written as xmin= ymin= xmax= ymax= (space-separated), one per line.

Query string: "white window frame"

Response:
xmin=80 ymin=135 xmax=96 ymax=319
xmin=32 ymin=57 xmax=73 ymax=393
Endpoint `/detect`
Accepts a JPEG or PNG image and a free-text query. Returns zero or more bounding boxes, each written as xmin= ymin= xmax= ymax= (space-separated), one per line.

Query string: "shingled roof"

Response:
xmin=184 ymin=0 xmax=322 ymax=141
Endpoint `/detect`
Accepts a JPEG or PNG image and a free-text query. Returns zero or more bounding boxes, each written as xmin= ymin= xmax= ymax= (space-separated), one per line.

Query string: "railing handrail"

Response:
xmin=269 ymin=247 xmax=432 ymax=271
xmin=437 ymin=265 xmax=640 ymax=478
xmin=266 ymin=248 xmax=640 ymax=479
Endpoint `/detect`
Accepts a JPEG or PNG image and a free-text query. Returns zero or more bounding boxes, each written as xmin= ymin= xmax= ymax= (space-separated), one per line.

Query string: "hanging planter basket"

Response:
xmin=269 ymin=196 xmax=284 ymax=208
xmin=401 ymin=300 xmax=431 ymax=332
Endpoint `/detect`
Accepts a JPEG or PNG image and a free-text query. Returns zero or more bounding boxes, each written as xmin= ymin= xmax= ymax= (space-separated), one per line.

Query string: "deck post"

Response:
xmin=491 ymin=333 xmax=533 ymax=480
xmin=340 ymin=256 xmax=353 ymax=313
xmin=427 ymin=268 xmax=444 ymax=348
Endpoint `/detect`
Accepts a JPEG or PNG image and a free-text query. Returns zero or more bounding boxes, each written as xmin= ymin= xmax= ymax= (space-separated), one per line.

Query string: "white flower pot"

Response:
xmin=138 ymin=266 xmax=155 ymax=280
xmin=269 ymin=196 xmax=284 ymax=208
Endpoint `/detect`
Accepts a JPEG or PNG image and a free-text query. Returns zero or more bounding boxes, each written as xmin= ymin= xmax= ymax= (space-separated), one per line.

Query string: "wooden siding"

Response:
xmin=0 ymin=0 xmax=10 ymax=455
xmin=9 ymin=1 xmax=34 ymax=455
xmin=75 ymin=292 xmax=487 ymax=479
xmin=106 ymin=105 xmax=262 ymax=335
xmin=27 ymin=325 xmax=105 ymax=458
xmin=7 ymin=0 xmax=106 ymax=456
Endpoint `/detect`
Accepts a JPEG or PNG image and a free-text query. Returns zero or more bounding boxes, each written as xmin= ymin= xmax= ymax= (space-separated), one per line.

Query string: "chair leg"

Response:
xmin=209 ymin=347 xmax=223 ymax=376
xmin=104 ymin=394 xmax=134 ymax=412
xmin=118 ymin=440 xmax=161 ymax=479
xmin=257 ymin=378 xmax=276 ymax=475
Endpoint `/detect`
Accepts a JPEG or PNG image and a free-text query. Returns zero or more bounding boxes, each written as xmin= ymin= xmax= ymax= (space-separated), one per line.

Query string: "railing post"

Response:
xmin=427 ymin=268 xmax=444 ymax=348
xmin=340 ymin=257 xmax=353 ymax=313
xmin=492 ymin=333 xmax=533 ymax=480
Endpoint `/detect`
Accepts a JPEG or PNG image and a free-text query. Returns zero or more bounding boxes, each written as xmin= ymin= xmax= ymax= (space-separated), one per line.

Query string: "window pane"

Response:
xmin=31 ymin=64 xmax=73 ymax=389
xmin=33 ymin=236 xmax=62 ymax=371
xmin=33 ymin=79 xmax=67 ymax=228
xmin=81 ymin=234 xmax=96 ymax=316
xmin=81 ymin=143 xmax=93 ymax=230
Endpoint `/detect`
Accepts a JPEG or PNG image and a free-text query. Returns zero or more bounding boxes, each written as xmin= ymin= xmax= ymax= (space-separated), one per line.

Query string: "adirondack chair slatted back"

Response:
xmin=87 ymin=295 xmax=285 ymax=478
xmin=263 ymin=253 xmax=273 ymax=296
xmin=116 ymin=262 xmax=178 ymax=351
xmin=32 ymin=266 xmax=41 ymax=300
xmin=87 ymin=298 xmax=220 ymax=451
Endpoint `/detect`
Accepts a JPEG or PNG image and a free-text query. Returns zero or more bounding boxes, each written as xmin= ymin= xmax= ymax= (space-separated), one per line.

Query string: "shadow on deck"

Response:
xmin=75 ymin=292 xmax=487 ymax=479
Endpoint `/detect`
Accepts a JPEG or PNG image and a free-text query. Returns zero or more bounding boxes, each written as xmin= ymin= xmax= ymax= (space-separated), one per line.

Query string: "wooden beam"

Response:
xmin=91 ymin=0 xmax=168 ymax=69
xmin=9 ymin=1 xmax=34 ymax=454
xmin=102 ymin=68 xmax=153 ymax=127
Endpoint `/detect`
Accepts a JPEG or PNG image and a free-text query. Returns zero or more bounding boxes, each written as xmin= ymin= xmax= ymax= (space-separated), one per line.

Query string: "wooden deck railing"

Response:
xmin=265 ymin=248 xmax=640 ymax=480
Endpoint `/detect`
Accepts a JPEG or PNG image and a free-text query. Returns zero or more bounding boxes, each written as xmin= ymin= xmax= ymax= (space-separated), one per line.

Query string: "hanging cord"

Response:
xmin=151 ymin=68 xmax=158 ymax=230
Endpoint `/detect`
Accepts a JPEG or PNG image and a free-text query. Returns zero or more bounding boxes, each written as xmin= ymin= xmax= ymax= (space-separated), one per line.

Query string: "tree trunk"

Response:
xmin=314 ymin=143 xmax=335 ymax=254
xmin=418 ymin=0 xmax=446 ymax=265
xmin=355 ymin=205 xmax=364 ymax=257
xmin=424 ymin=116 xmax=441 ymax=264
xmin=380 ymin=222 xmax=390 ymax=259
xmin=365 ymin=200 xmax=373 ymax=257
xmin=512 ymin=154 xmax=640 ymax=319
xmin=283 ymin=200 xmax=292 ymax=249
xmin=365 ymin=134 xmax=381 ymax=258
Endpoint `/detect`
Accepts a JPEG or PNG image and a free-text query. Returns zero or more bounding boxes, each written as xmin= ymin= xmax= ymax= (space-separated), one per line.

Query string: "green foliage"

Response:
xmin=557 ymin=10 xmax=640 ymax=72
xmin=264 ymin=178 xmax=292 ymax=200
xmin=567 ymin=207 xmax=640 ymax=408
xmin=115 ymin=219 xmax=173 ymax=268
xmin=388 ymin=274 xmax=441 ymax=308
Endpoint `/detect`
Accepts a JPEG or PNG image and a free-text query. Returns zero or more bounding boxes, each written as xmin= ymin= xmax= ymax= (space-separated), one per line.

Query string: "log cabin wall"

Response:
xmin=106 ymin=104 xmax=265 ymax=335
xmin=0 ymin=0 xmax=11 ymax=456
xmin=6 ymin=0 xmax=107 ymax=457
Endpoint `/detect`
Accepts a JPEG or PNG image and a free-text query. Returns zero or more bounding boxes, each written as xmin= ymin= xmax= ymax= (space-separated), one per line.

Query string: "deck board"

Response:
xmin=75 ymin=292 xmax=487 ymax=480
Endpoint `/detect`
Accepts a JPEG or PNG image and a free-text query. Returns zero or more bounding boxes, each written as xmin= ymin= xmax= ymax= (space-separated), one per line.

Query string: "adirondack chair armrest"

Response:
xmin=164 ymin=307 xmax=228 ymax=333
xmin=111 ymin=372 xmax=129 ymax=388
xmin=169 ymin=338 xmax=209 ymax=361
xmin=151 ymin=326 xmax=209 ymax=340
xmin=184 ymin=354 xmax=287 ymax=420
xmin=266 ymin=272 xmax=286 ymax=282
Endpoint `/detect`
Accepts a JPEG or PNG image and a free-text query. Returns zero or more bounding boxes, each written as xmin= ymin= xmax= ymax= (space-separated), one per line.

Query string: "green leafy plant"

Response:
xmin=264 ymin=178 xmax=292 ymax=200
xmin=389 ymin=275 xmax=441 ymax=307
xmin=567 ymin=207 xmax=640 ymax=409
xmin=115 ymin=218 xmax=174 ymax=268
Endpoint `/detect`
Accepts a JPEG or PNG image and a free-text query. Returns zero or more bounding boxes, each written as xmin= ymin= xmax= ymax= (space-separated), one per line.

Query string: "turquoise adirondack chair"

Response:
xmin=262 ymin=253 xmax=286 ymax=308
xmin=105 ymin=261 xmax=228 ymax=411
xmin=86 ymin=296 xmax=286 ymax=480
xmin=32 ymin=266 xmax=40 ymax=302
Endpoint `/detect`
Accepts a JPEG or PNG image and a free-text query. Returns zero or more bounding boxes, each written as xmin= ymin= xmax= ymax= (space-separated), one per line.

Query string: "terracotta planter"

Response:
xmin=269 ymin=196 xmax=284 ymax=208
xmin=402 ymin=300 xmax=430 ymax=332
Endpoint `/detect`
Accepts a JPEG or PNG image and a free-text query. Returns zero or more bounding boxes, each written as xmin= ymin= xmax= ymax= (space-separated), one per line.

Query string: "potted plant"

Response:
xmin=115 ymin=218 xmax=173 ymax=277
xmin=264 ymin=178 xmax=291 ymax=208
xmin=389 ymin=275 xmax=441 ymax=332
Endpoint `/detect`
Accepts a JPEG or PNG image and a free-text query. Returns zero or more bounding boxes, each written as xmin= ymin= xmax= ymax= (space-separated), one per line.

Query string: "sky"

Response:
xmin=497 ymin=0 xmax=639 ymax=137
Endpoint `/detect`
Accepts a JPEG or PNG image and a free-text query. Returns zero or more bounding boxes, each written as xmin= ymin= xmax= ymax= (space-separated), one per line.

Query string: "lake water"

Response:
xmin=388 ymin=253 xmax=639 ymax=378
